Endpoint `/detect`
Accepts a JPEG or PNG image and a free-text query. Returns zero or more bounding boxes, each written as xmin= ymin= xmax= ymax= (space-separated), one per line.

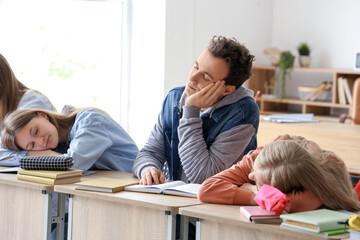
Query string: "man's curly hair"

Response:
xmin=208 ymin=36 xmax=255 ymax=88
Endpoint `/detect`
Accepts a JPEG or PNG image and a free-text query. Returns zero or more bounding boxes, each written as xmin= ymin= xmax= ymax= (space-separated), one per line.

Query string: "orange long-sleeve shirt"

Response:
xmin=198 ymin=145 xmax=323 ymax=212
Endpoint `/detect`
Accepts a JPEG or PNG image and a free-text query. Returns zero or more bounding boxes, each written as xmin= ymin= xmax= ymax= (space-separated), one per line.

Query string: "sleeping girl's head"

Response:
xmin=252 ymin=140 xmax=319 ymax=194
xmin=1 ymin=108 xmax=78 ymax=151
xmin=1 ymin=109 xmax=61 ymax=150
xmin=250 ymin=140 xmax=359 ymax=211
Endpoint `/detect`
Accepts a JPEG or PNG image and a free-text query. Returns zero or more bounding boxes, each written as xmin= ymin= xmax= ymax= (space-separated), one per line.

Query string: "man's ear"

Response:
xmin=223 ymin=85 xmax=236 ymax=96
xmin=37 ymin=112 xmax=48 ymax=120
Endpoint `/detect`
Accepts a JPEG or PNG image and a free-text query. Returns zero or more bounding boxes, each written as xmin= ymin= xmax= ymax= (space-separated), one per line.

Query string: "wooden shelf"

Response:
xmin=248 ymin=66 xmax=360 ymax=120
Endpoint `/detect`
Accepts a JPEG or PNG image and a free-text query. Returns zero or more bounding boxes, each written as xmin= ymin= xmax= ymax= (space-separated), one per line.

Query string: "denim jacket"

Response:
xmin=133 ymin=86 xmax=259 ymax=183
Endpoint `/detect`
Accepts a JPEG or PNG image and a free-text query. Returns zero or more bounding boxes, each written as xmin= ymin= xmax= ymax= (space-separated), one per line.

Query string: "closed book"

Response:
xmin=124 ymin=180 xmax=201 ymax=198
xmin=338 ymin=77 xmax=346 ymax=104
xmin=18 ymin=168 xmax=83 ymax=179
xmin=342 ymin=77 xmax=353 ymax=104
xmin=281 ymin=223 xmax=348 ymax=236
xmin=240 ymin=206 xmax=285 ymax=224
xmin=280 ymin=209 xmax=351 ymax=233
xmin=75 ymin=177 xmax=139 ymax=193
xmin=17 ymin=174 xmax=81 ymax=185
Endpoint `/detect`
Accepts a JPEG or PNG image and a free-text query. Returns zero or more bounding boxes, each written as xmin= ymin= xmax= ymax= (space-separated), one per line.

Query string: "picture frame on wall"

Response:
xmin=355 ymin=51 xmax=360 ymax=71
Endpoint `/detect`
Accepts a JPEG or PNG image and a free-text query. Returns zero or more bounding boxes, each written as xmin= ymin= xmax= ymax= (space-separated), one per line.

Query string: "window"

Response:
xmin=0 ymin=0 xmax=129 ymax=125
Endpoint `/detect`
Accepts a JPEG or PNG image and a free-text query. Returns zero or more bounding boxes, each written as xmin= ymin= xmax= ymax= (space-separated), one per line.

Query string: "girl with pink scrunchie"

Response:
xmin=198 ymin=135 xmax=359 ymax=213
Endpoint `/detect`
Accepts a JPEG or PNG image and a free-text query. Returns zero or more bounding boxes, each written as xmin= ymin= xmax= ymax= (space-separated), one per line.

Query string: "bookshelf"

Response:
xmin=248 ymin=66 xmax=360 ymax=121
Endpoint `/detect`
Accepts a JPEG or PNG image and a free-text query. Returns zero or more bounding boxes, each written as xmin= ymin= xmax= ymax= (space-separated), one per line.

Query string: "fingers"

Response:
xmin=201 ymin=80 xmax=225 ymax=97
xmin=185 ymin=80 xmax=226 ymax=108
xmin=152 ymin=169 xmax=161 ymax=185
xmin=206 ymin=81 xmax=226 ymax=105
xmin=198 ymin=81 xmax=225 ymax=106
xmin=140 ymin=169 xmax=152 ymax=185
xmin=140 ymin=168 xmax=164 ymax=185
xmin=159 ymin=172 xmax=166 ymax=184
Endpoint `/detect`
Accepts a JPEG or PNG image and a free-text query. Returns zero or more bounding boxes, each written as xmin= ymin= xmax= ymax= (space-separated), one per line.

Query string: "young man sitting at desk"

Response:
xmin=132 ymin=35 xmax=259 ymax=185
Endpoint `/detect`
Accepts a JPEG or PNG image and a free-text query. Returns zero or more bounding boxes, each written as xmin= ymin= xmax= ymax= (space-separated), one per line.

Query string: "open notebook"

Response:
xmin=124 ymin=180 xmax=201 ymax=198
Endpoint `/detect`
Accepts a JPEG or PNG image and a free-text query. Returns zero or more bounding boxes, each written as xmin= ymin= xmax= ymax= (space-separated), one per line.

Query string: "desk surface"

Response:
xmin=0 ymin=167 xmax=53 ymax=191
xmin=258 ymin=120 xmax=360 ymax=170
xmin=179 ymin=204 xmax=350 ymax=240
xmin=54 ymin=170 xmax=202 ymax=212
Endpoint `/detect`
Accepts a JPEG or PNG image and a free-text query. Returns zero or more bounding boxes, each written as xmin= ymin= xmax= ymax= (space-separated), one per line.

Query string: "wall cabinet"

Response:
xmin=247 ymin=66 xmax=360 ymax=121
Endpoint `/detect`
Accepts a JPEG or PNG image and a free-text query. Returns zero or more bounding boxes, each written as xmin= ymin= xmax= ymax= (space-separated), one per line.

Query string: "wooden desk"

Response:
xmin=0 ymin=168 xmax=66 ymax=240
xmin=54 ymin=171 xmax=202 ymax=240
xmin=179 ymin=204 xmax=350 ymax=240
xmin=258 ymin=120 xmax=360 ymax=169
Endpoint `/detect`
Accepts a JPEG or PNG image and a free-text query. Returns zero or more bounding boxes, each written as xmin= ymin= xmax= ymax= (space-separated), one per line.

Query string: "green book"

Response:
xmin=280 ymin=209 xmax=351 ymax=233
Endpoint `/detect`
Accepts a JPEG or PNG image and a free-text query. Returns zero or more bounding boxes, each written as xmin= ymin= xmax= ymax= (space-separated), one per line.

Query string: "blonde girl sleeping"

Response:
xmin=198 ymin=135 xmax=359 ymax=212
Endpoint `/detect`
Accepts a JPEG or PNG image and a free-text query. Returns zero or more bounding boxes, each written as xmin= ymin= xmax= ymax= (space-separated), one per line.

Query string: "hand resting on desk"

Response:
xmin=140 ymin=168 xmax=166 ymax=185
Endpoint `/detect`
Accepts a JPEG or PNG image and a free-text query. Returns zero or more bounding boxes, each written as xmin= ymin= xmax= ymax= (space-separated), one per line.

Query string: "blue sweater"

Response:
xmin=64 ymin=109 xmax=138 ymax=172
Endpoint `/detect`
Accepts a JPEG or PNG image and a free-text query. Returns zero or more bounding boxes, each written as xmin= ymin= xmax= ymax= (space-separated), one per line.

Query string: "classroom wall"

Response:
xmin=130 ymin=0 xmax=360 ymax=147
xmin=129 ymin=0 xmax=166 ymax=147
xmin=164 ymin=0 xmax=273 ymax=95
xmin=164 ymin=0 xmax=360 ymax=95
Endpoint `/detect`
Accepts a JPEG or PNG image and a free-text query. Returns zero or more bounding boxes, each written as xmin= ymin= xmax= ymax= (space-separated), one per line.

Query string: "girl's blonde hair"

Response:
xmin=1 ymin=107 xmax=100 ymax=150
xmin=256 ymin=140 xmax=360 ymax=211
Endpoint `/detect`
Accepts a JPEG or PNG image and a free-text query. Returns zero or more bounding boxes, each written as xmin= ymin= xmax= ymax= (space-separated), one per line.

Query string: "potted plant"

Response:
xmin=276 ymin=51 xmax=295 ymax=99
xmin=297 ymin=42 xmax=311 ymax=67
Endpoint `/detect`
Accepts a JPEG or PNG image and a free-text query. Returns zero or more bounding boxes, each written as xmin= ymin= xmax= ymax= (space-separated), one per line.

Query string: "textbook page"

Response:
xmin=162 ymin=183 xmax=201 ymax=198
xmin=124 ymin=180 xmax=186 ymax=193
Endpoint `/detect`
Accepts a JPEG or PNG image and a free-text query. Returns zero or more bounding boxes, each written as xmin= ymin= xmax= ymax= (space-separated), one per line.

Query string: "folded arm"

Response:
xmin=198 ymin=148 xmax=262 ymax=205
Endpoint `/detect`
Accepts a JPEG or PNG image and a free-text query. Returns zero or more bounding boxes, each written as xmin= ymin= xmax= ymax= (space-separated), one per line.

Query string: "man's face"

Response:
xmin=185 ymin=49 xmax=229 ymax=97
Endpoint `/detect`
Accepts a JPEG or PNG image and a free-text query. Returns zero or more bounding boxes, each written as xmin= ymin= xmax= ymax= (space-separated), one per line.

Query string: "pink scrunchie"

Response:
xmin=254 ymin=184 xmax=290 ymax=214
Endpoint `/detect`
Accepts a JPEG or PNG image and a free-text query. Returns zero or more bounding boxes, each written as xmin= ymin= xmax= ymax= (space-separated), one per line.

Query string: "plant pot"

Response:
xmin=299 ymin=56 xmax=311 ymax=68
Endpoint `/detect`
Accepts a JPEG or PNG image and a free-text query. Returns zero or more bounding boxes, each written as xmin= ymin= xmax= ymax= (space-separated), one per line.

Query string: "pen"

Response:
xmin=254 ymin=90 xmax=260 ymax=100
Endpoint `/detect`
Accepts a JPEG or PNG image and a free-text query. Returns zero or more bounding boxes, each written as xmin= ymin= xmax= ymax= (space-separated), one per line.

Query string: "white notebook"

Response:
xmin=124 ymin=180 xmax=201 ymax=198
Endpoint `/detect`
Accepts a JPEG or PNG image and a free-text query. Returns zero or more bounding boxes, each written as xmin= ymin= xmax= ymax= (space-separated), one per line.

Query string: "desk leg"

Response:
xmin=54 ymin=193 xmax=66 ymax=240
xmin=180 ymin=215 xmax=189 ymax=240
xmin=195 ymin=218 xmax=201 ymax=240
xmin=165 ymin=211 xmax=176 ymax=240
xmin=67 ymin=194 xmax=73 ymax=240
xmin=42 ymin=190 xmax=53 ymax=240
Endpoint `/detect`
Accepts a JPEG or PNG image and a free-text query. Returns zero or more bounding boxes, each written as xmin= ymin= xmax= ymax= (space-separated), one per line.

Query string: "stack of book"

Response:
xmin=280 ymin=209 xmax=351 ymax=236
xmin=17 ymin=168 xmax=83 ymax=185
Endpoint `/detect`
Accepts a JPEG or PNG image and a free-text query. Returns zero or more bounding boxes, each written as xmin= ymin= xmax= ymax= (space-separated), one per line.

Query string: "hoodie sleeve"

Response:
xmin=178 ymin=104 xmax=257 ymax=183
xmin=132 ymin=114 xmax=167 ymax=178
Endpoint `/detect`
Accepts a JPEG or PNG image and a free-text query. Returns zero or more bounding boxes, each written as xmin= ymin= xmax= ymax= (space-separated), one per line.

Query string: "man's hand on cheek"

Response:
xmin=185 ymin=81 xmax=225 ymax=108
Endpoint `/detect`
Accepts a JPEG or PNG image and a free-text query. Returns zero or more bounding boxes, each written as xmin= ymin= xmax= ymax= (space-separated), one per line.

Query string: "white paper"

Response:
xmin=0 ymin=166 xmax=21 ymax=173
